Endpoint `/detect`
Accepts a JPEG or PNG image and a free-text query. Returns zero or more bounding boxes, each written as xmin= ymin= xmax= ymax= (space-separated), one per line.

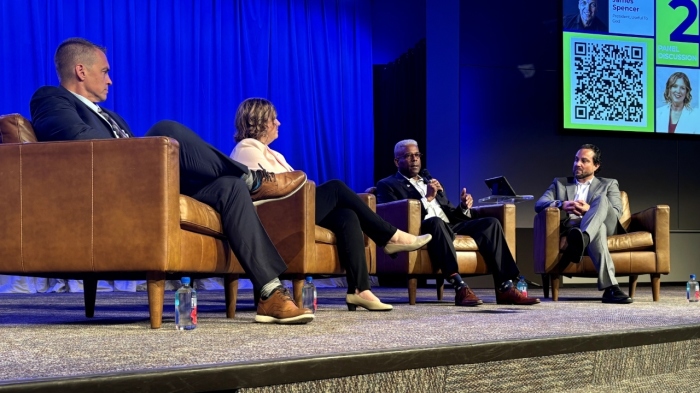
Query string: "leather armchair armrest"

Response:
xmin=356 ymin=193 xmax=377 ymax=271
xmin=472 ymin=204 xmax=516 ymax=256
xmin=376 ymin=199 xmax=422 ymax=235
xmin=0 ymin=113 xmax=37 ymax=143
xmin=356 ymin=193 xmax=376 ymax=212
xmin=472 ymin=204 xmax=510 ymax=222
xmin=629 ymin=205 xmax=669 ymax=233
xmin=356 ymin=193 xmax=376 ymax=248
xmin=533 ymin=207 xmax=562 ymax=274
xmin=0 ymin=137 xmax=181 ymax=272
xmin=255 ymin=181 xmax=316 ymax=272
xmin=256 ymin=184 xmax=378 ymax=274
xmin=630 ymin=205 xmax=671 ymax=273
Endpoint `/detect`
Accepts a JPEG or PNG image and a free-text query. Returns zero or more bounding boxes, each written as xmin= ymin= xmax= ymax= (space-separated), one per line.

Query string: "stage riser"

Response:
xmin=2 ymin=288 xmax=700 ymax=393
xmin=241 ymin=338 xmax=700 ymax=393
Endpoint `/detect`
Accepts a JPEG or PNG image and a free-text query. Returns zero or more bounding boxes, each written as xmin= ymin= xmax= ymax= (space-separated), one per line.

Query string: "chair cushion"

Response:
xmin=179 ymin=195 xmax=224 ymax=237
xmin=454 ymin=235 xmax=479 ymax=251
xmin=559 ymin=231 xmax=654 ymax=252
xmin=0 ymin=114 xmax=38 ymax=144
xmin=379 ymin=235 xmax=479 ymax=252
xmin=607 ymin=231 xmax=654 ymax=252
xmin=315 ymin=226 xmax=336 ymax=245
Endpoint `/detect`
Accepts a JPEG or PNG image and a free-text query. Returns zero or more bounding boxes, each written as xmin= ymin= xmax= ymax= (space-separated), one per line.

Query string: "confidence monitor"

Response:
xmin=484 ymin=176 xmax=518 ymax=197
xmin=562 ymin=0 xmax=700 ymax=136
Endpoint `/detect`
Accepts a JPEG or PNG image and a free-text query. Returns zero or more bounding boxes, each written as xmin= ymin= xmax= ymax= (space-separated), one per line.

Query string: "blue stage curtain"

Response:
xmin=0 ymin=0 xmax=373 ymax=293
xmin=0 ymin=0 xmax=373 ymax=190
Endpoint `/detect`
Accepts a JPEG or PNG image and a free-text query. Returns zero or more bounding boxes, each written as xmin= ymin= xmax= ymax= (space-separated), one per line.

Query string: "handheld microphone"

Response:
xmin=420 ymin=169 xmax=444 ymax=196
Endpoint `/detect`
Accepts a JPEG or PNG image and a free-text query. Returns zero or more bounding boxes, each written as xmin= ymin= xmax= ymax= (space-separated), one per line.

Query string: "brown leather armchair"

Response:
xmin=0 ymin=113 xmax=245 ymax=328
xmin=534 ymin=191 xmax=670 ymax=301
xmin=367 ymin=188 xmax=517 ymax=305
xmin=255 ymin=181 xmax=376 ymax=305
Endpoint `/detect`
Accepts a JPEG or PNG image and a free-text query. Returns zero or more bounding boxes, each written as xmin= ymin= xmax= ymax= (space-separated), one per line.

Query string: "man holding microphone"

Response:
xmin=376 ymin=139 xmax=540 ymax=306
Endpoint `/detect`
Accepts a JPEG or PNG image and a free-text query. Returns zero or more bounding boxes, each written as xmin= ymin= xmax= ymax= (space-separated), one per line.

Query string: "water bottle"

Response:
xmin=687 ymin=274 xmax=699 ymax=303
xmin=302 ymin=276 xmax=317 ymax=313
xmin=516 ymin=276 xmax=528 ymax=297
xmin=175 ymin=277 xmax=197 ymax=330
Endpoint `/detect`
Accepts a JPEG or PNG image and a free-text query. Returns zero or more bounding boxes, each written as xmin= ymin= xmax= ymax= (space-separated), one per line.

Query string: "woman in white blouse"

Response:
xmin=656 ymin=72 xmax=699 ymax=134
xmin=231 ymin=98 xmax=431 ymax=311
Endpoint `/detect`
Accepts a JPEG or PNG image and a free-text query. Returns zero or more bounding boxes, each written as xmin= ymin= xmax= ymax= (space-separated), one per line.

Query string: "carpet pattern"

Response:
xmin=0 ymin=285 xmax=698 ymax=389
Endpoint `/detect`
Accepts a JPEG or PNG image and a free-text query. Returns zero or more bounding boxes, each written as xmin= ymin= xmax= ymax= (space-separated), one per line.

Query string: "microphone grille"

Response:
xmin=420 ymin=168 xmax=433 ymax=181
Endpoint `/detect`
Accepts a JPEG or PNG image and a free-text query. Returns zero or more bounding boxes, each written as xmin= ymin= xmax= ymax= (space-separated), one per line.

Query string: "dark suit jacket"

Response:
xmin=376 ymin=172 xmax=475 ymax=224
xmin=563 ymin=14 xmax=607 ymax=32
xmin=30 ymin=85 xmax=134 ymax=141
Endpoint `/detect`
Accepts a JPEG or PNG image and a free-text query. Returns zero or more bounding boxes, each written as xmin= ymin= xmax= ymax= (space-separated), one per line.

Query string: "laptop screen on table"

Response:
xmin=484 ymin=176 xmax=517 ymax=197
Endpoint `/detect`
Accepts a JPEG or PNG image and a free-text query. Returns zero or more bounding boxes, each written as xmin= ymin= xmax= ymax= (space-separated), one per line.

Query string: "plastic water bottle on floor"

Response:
xmin=687 ymin=274 xmax=699 ymax=303
xmin=516 ymin=276 xmax=528 ymax=297
xmin=175 ymin=277 xmax=197 ymax=330
xmin=302 ymin=276 xmax=317 ymax=313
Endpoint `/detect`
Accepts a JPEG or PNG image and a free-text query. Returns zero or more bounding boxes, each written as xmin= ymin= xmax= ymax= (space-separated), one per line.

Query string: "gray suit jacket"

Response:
xmin=535 ymin=176 xmax=625 ymax=235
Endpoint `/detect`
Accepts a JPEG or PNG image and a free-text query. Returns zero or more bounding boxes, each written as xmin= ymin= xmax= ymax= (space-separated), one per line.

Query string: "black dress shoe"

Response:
xmin=562 ymin=228 xmax=587 ymax=264
xmin=602 ymin=285 xmax=633 ymax=304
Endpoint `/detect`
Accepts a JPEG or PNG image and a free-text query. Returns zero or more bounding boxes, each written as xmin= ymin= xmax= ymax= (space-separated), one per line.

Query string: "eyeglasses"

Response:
xmin=397 ymin=153 xmax=423 ymax=160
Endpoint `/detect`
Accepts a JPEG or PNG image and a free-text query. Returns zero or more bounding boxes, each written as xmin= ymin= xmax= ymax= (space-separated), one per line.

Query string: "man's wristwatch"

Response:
xmin=553 ymin=200 xmax=562 ymax=208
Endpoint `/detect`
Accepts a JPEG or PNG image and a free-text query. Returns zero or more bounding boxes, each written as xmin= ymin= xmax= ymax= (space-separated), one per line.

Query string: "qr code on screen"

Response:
xmin=570 ymin=39 xmax=646 ymax=125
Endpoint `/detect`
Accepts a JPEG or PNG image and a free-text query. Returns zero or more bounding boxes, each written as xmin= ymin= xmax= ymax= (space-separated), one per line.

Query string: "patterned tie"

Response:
xmin=97 ymin=107 xmax=129 ymax=138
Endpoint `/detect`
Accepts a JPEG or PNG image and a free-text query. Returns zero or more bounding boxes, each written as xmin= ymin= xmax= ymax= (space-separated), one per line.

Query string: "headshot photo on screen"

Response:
xmin=563 ymin=0 xmax=608 ymax=33
xmin=655 ymin=70 xmax=699 ymax=134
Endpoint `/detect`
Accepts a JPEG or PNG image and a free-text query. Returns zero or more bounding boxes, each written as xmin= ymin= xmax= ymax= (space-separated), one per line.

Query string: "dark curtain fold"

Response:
xmin=0 ymin=0 xmax=374 ymax=190
xmin=372 ymin=39 xmax=426 ymax=184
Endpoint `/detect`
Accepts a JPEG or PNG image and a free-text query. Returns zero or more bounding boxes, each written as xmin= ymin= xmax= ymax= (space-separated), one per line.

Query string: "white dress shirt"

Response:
xmin=68 ymin=90 xmax=108 ymax=120
xmin=402 ymin=174 xmax=470 ymax=223
xmin=568 ymin=177 xmax=593 ymax=225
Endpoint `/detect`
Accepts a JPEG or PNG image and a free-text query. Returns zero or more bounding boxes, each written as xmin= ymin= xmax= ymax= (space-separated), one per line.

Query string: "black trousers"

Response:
xmin=315 ymin=180 xmax=396 ymax=294
xmin=421 ymin=216 xmax=519 ymax=286
xmin=146 ymin=120 xmax=287 ymax=290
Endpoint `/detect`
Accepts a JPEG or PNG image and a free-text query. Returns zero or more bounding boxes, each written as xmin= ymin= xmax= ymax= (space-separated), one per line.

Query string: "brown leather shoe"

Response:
xmin=255 ymin=287 xmax=315 ymax=324
xmin=496 ymin=287 xmax=540 ymax=305
xmin=455 ymin=286 xmax=483 ymax=307
xmin=250 ymin=169 xmax=307 ymax=206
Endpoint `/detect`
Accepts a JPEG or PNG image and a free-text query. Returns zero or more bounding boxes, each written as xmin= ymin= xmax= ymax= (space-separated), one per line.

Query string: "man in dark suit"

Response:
xmin=535 ymin=144 xmax=632 ymax=304
xmin=563 ymin=0 xmax=607 ymax=32
xmin=376 ymin=139 xmax=539 ymax=306
xmin=30 ymin=37 xmax=314 ymax=324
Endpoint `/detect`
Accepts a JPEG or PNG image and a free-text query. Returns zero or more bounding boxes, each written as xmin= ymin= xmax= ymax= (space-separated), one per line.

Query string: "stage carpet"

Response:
xmin=0 ymin=285 xmax=699 ymax=392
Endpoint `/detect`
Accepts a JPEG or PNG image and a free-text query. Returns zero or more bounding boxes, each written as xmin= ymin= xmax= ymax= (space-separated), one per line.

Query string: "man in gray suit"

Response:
xmin=535 ymin=144 xmax=632 ymax=304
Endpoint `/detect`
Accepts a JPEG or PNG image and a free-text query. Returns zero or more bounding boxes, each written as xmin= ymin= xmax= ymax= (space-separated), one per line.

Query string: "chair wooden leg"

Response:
xmin=224 ymin=274 xmax=239 ymax=318
xmin=541 ymin=274 xmax=550 ymax=299
xmin=551 ymin=274 xmax=561 ymax=301
xmin=651 ymin=273 xmax=661 ymax=301
xmin=436 ymin=280 xmax=444 ymax=301
xmin=628 ymin=274 xmax=639 ymax=299
xmin=293 ymin=277 xmax=304 ymax=306
xmin=408 ymin=277 xmax=418 ymax=305
xmin=83 ymin=278 xmax=97 ymax=318
xmin=146 ymin=271 xmax=166 ymax=329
